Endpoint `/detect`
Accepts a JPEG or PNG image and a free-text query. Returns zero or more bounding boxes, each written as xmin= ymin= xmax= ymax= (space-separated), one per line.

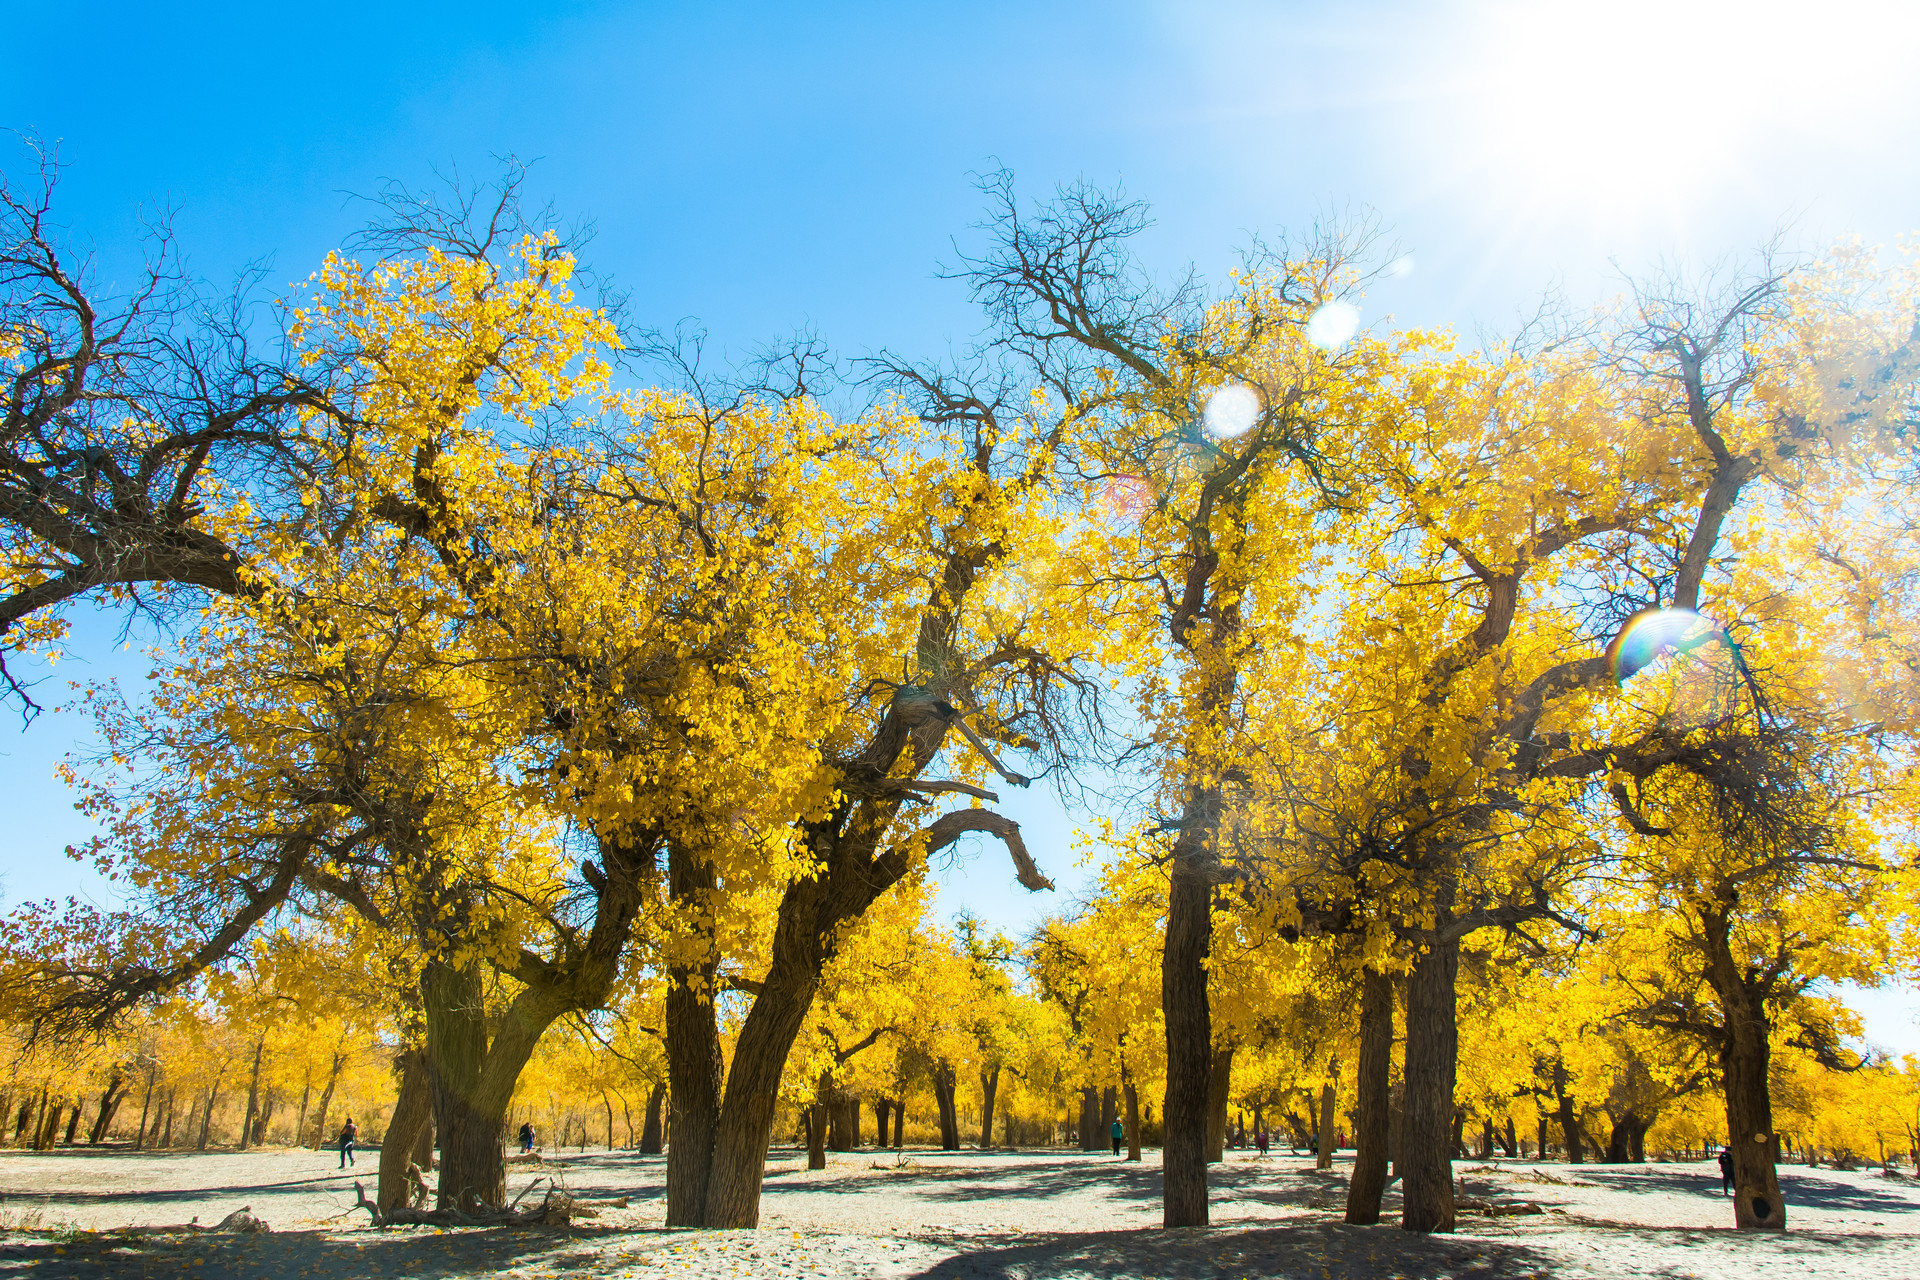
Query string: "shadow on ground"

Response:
xmin=904 ymin=1223 xmax=1561 ymax=1280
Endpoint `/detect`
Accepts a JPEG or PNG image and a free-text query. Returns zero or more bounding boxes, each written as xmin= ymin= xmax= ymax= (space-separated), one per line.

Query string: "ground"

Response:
xmin=2 ymin=1145 xmax=1918 ymax=1278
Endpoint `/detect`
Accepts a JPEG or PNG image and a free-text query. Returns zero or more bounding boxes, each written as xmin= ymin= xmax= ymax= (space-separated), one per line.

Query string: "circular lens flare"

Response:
xmin=1307 ymin=302 xmax=1361 ymax=350
xmin=1101 ymin=475 xmax=1154 ymax=519
xmin=1203 ymin=384 xmax=1261 ymax=439
xmin=1606 ymin=608 xmax=1741 ymax=729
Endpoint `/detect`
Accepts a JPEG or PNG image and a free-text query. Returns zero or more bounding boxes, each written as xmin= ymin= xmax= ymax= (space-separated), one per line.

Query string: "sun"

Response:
xmin=1449 ymin=0 xmax=1920 ymax=225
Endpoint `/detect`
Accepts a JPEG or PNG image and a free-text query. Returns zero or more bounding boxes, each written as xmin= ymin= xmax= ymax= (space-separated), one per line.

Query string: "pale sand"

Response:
xmin=2 ymin=1145 xmax=1916 ymax=1278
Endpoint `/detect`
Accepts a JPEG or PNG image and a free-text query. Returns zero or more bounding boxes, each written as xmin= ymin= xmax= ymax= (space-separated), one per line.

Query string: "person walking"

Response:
xmin=1111 ymin=1118 xmax=1124 ymax=1157
xmin=338 ymin=1117 xmax=358 ymax=1169
xmin=1716 ymin=1147 xmax=1734 ymax=1194
xmin=1256 ymin=1128 xmax=1270 ymax=1157
xmin=519 ymin=1122 xmax=536 ymax=1155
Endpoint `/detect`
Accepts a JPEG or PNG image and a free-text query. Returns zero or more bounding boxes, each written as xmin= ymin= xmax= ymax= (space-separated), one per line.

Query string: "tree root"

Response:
xmin=348 ymin=1179 xmax=575 ymax=1228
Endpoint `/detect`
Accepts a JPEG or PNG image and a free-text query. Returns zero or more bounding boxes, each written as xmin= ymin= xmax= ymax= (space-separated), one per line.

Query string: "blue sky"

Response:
xmin=6 ymin=0 xmax=1920 ymax=1046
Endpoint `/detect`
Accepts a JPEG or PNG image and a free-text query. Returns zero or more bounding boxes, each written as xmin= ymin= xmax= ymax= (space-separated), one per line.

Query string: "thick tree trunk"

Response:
xmin=979 ymin=1066 xmax=1001 ymax=1148
xmin=1604 ymin=1112 xmax=1641 ymax=1164
xmin=1721 ymin=997 xmax=1786 ymax=1229
xmin=89 ymin=1073 xmax=128 ymax=1145
xmin=827 ymin=1086 xmax=852 ymax=1153
xmin=1346 ymin=968 xmax=1394 ymax=1224
xmin=63 ymin=1103 xmax=84 ymax=1146
xmin=422 ymin=960 xmax=505 ymax=1210
xmin=933 ymin=1062 xmax=960 ymax=1150
xmin=1400 ymin=924 xmax=1460 ymax=1234
xmin=1161 ymin=849 xmax=1214 ymax=1226
xmin=1317 ymin=1059 xmax=1339 ymax=1170
xmin=1502 ymin=1115 xmax=1517 ymax=1158
xmin=1205 ymin=1044 xmax=1233 ymax=1163
xmin=640 ymin=1084 xmax=665 ymax=1154
xmin=1079 ymin=1087 xmax=1099 ymax=1151
xmin=380 ymin=1050 xmax=435 ymax=1213
xmin=1557 ymin=1095 xmax=1584 ymax=1164
xmin=665 ymin=847 xmax=724 ymax=1226
xmin=873 ymin=1096 xmax=891 ymax=1149
xmin=892 ymin=1099 xmax=903 ymax=1148
xmin=1124 ymin=1077 xmax=1141 ymax=1161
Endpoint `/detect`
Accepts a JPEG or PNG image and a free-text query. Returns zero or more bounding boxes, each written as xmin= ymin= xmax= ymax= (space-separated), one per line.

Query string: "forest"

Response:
xmin=2 ymin=146 xmax=1917 ymax=1238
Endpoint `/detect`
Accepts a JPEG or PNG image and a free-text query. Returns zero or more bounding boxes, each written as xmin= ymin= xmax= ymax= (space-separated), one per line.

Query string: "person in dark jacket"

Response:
xmin=339 ymin=1118 xmax=358 ymax=1168
xmin=1716 ymin=1148 xmax=1734 ymax=1194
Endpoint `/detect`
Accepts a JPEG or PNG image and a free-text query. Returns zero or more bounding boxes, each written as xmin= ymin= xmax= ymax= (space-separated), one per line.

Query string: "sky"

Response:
xmin=5 ymin=0 xmax=1920 ymax=1048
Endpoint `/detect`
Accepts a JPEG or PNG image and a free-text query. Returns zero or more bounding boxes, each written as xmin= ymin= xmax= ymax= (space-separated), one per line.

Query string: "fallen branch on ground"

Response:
xmin=348 ymin=1179 xmax=575 ymax=1228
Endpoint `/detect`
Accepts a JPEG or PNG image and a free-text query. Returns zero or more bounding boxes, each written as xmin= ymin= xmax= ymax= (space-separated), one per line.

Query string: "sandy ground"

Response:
xmin=2 ymin=1145 xmax=1918 ymax=1278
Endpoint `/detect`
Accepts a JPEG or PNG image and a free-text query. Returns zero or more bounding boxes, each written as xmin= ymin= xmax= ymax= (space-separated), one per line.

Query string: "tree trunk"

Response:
xmin=933 ymin=1061 xmax=960 ymax=1150
xmin=1720 ymin=992 xmax=1786 ymax=1229
xmin=1346 ymin=968 xmax=1393 ymax=1224
xmin=1400 ymin=924 xmax=1460 ymax=1234
xmin=1124 ymin=1077 xmax=1141 ymax=1161
xmin=665 ymin=846 xmax=724 ymax=1226
xmin=63 ymin=1102 xmax=84 ymax=1146
xmin=135 ymin=1070 xmax=157 ymax=1152
xmin=294 ymin=1067 xmax=311 ymax=1154
xmin=161 ymin=1089 xmax=176 ymax=1147
xmin=1502 ymin=1115 xmax=1517 ymax=1158
xmin=1161 ymin=849 xmax=1214 ymax=1226
xmin=807 ymin=1071 xmax=830 ymax=1170
xmin=89 ymin=1073 xmax=128 ymax=1144
xmin=1628 ymin=1118 xmax=1646 ymax=1163
xmin=873 ymin=1096 xmax=890 ymax=1149
xmin=1557 ymin=1095 xmax=1583 ymax=1164
xmin=1078 ymin=1086 xmax=1099 ymax=1151
xmin=1537 ymin=1116 xmax=1549 ymax=1160
xmin=239 ymin=1040 xmax=265 ymax=1152
xmin=1604 ymin=1112 xmax=1640 ymax=1164
xmin=380 ymin=1050 xmax=435 ymax=1213
xmin=1451 ymin=1108 xmax=1466 ymax=1159
xmin=640 ymin=1084 xmax=665 ymax=1154
xmin=197 ymin=1069 xmax=224 ymax=1151
xmin=979 ymin=1066 xmax=1001 ymax=1149
xmin=892 ymin=1099 xmax=904 ymax=1148
xmin=312 ymin=1052 xmax=343 ymax=1149
xmin=1205 ymin=1045 xmax=1233 ymax=1163
xmin=1317 ymin=1059 xmax=1339 ymax=1170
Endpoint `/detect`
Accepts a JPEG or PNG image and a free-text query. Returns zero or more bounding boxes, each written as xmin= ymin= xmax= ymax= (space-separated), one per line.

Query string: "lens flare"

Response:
xmin=1203 ymin=384 xmax=1261 ymax=439
xmin=1306 ymin=302 xmax=1361 ymax=350
xmin=1386 ymin=255 xmax=1415 ymax=279
xmin=1606 ymin=608 xmax=1741 ymax=729
xmin=1101 ymin=475 xmax=1154 ymax=519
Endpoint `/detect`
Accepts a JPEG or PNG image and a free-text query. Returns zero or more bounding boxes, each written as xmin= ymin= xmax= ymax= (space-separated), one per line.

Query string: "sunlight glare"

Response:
xmin=1306 ymin=302 xmax=1361 ymax=350
xmin=1203 ymin=384 xmax=1261 ymax=438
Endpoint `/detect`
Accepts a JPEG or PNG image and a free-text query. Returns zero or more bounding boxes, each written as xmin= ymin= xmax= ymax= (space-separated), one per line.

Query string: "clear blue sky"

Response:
xmin=5 ymin=0 xmax=1919 ymax=1045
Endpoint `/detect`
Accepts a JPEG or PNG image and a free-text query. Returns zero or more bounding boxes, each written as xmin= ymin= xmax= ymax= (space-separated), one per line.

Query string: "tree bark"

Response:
xmin=979 ymin=1066 xmax=1001 ymax=1148
xmin=239 ymin=1039 xmax=265 ymax=1152
xmin=665 ymin=846 xmax=723 ymax=1226
xmin=89 ymin=1072 xmax=128 ymax=1144
xmin=892 ymin=1099 xmax=904 ymax=1148
xmin=933 ymin=1061 xmax=960 ymax=1150
xmin=1317 ymin=1059 xmax=1339 ymax=1170
xmin=640 ymin=1084 xmax=665 ymax=1154
xmin=1719 ymin=985 xmax=1786 ymax=1229
xmin=806 ymin=1071 xmax=829 ymax=1170
xmin=311 ymin=1052 xmax=343 ymax=1150
xmin=1124 ymin=1077 xmax=1142 ymax=1161
xmin=873 ymin=1096 xmax=891 ymax=1149
xmin=1205 ymin=1044 xmax=1233 ymax=1163
xmin=1502 ymin=1115 xmax=1517 ymax=1158
xmin=380 ymin=1050 xmax=435 ymax=1213
xmin=1346 ymin=968 xmax=1393 ymax=1224
xmin=1400 ymin=924 xmax=1460 ymax=1234
xmin=134 ymin=1069 xmax=157 ymax=1151
xmin=1162 ymin=847 xmax=1215 ymax=1226
xmin=196 ymin=1069 xmax=223 ymax=1151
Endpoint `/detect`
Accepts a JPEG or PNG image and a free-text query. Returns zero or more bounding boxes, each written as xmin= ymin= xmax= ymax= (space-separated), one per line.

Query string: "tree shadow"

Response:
xmin=1566 ymin=1165 xmax=1920 ymax=1215
xmin=903 ymin=1223 xmax=1569 ymax=1280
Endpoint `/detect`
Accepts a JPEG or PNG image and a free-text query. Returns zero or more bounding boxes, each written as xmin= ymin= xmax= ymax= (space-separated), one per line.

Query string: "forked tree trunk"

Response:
xmin=1346 ymin=969 xmax=1393 ymax=1224
xmin=88 ymin=1073 xmax=128 ymax=1144
xmin=933 ymin=1062 xmax=960 ymax=1150
xmin=1400 ymin=922 xmax=1460 ymax=1233
xmin=979 ymin=1066 xmax=1001 ymax=1148
xmin=1205 ymin=1045 xmax=1233 ymax=1163
xmin=1162 ymin=848 xmax=1215 ymax=1226
xmin=1317 ymin=1059 xmax=1339 ymax=1170
xmin=640 ymin=1084 xmax=665 ymax=1154
xmin=1557 ymin=1092 xmax=1584 ymax=1164
xmin=380 ymin=1050 xmax=435 ymax=1212
xmin=197 ymin=1069 xmax=224 ymax=1151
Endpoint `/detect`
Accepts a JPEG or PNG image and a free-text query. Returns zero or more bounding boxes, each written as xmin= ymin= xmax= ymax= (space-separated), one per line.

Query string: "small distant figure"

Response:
xmin=1256 ymin=1128 xmax=1270 ymax=1157
xmin=338 ymin=1117 xmax=358 ymax=1168
xmin=519 ymin=1122 xmax=536 ymax=1155
xmin=1111 ymin=1118 xmax=1124 ymax=1156
xmin=1717 ymin=1148 xmax=1734 ymax=1195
